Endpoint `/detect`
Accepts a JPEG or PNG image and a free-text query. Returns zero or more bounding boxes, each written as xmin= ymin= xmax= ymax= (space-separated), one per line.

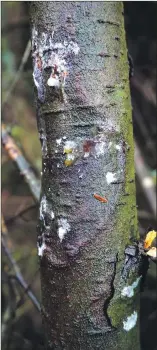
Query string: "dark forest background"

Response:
xmin=1 ymin=2 xmax=157 ymax=350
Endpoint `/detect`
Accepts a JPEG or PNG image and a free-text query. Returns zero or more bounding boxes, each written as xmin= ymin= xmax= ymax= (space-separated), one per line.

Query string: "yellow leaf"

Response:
xmin=144 ymin=230 xmax=157 ymax=249
xmin=146 ymin=247 xmax=157 ymax=259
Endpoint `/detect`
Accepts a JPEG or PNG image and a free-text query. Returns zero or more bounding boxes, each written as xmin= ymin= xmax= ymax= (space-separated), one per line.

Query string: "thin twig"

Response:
xmin=1 ymin=123 xmax=41 ymax=202
xmin=2 ymin=40 xmax=31 ymax=109
xmin=2 ymin=235 xmax=40 ymax=312
xmin=1 ymin=271 xmax=16 ymax=347
xmin=13 ymin=268 xmax=40 ymax=309
xmin=6 ymin=204 xmax=38 ymax=225
xmin=137 ymin=210 xmax=154 ymax=220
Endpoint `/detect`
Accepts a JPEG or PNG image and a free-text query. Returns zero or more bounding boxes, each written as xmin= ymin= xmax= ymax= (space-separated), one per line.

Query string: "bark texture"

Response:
xmin=30 ymin=2 xmax=141 ymax=349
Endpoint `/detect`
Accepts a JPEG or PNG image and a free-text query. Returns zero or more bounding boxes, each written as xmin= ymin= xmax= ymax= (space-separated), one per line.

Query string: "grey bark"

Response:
xmin=30 ymin=2 xmax=141 ymax=349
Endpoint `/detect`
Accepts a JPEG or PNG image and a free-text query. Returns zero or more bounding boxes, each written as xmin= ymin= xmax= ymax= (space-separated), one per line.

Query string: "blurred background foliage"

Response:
xmin=1 ymin=2 xmax=157 ymax=350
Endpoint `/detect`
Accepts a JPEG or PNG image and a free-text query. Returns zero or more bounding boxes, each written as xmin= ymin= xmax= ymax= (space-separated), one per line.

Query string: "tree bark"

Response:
xmin=30 ymin=2 xmax=141 ymax=349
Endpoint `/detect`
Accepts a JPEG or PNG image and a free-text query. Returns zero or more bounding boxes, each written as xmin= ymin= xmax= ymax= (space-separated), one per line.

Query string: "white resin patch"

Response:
xmin=58 ymin=218 xmax=71 ymax=242
xmin=38 ymin=241 xmax=46 ymax=257
xmin=123 ymin=311 xmax=138 ymax=331
xmin=121 ymin=276 xmax=141 ymax=298
xmin=106 ymin=172 xmax=117 ymax=184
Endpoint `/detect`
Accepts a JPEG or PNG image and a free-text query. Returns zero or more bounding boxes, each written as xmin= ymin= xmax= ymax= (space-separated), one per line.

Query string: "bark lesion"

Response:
xmin=87 ymin=253 xmax=118 ymax=334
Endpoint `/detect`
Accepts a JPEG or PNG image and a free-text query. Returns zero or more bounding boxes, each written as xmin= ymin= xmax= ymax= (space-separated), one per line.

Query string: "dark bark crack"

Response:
xmin=103 ymin=253 xmax=118 ymax=329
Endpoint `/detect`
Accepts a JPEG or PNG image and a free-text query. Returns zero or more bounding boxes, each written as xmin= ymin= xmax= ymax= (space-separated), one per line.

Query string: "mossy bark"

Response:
xmin=30 ymin=2 xmax=140 ymax=349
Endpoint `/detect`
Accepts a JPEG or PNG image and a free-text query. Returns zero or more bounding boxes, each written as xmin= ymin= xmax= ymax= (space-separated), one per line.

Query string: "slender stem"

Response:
xmin=2 ymin=235 xmax=40 ymax=312
xmin=135 ymin=141 xmax=156 ymax=218
xmin=1 ymin=123 xmax=41 ymax=202
xmin=5 ymin=204 xmax=37 ymax=225
xmin=2 ymin=40 xmax=31 ymax=109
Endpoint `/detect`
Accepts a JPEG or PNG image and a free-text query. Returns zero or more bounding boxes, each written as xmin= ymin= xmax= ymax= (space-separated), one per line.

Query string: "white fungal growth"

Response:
xmin=57 ymin=218 xmax=71 ymax=242
xmin=40 ymin=195 xmax=54 ymax=223
xmin=108 ymin=142 xmax=113 ymax=149
xmin=33 ymin=72 xmax=40 ymax=89
xmin=84 ymin=152 xmax=89 ymax=158
xmin=40 ymin=195 xmax=47 ymax=221
xmin=123 ymin=311 xmax=138 ymax=331
xmin=67 ymin=41 xmax=80 ymax=55
xmin=106 ymin=172 xmax=117 ymax=184
xmin=63 ymin=140 xmax=76 ymax=153
xmin=51 ymin=211 xmax=55 ymax=220
xmin=66 ymin=154 xmax=75 ymax=161
xmin=121 ymin=276 xmax=142 ymax=298
xmin=44 ymin=39 xmax=80 ymax=88
xmin=95 ymin=141 xmax=105 ymax=157
xmin=41 ymin=134 xmax=48 ymax=156
xmin=37 ymin=241 xmax=46 ymax=257
xmin=115 ymin=144 xmax=121 ymax=151
xmin=56 ymin=138 xmax=62 ymax=145
xmin=32 ymin=27 xmax=80 ymax=101
xmin=47 ymin=75 xmax=60 ymax=87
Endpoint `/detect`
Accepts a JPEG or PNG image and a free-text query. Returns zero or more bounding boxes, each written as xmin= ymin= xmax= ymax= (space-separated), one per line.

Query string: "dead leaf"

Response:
xmin=144 ymin=230 xmax=157 ymax=249
xmin=146 ymin=247 xmax=157 ymax=259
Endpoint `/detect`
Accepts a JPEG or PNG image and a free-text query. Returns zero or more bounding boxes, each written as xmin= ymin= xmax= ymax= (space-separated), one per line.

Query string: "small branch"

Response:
xmin=1 ymin=271 xmax=16 ymax=346
xmin=1 ymin=123 xmax=40 ymax=202
xmin=135 ymin=141 xmax=156 ymax=219
xmin=137 ymin=210 xmax=154 ymax=220
xmin=5 ymin=203 xmax=37 ymax=225
xmin=2 ymin=18 xmax=29 ymax=34
xmin=2 ymin=235 xmax=40 ymax=312
xmin=14 ymin=268 xmax=39 ymax=309
xmin=2 ymin=40 xmax=31 ymax=109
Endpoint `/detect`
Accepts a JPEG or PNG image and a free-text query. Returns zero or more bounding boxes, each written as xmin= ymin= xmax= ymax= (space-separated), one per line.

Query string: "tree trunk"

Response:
xmin=30 ymin=2 xmax=141 ymax=349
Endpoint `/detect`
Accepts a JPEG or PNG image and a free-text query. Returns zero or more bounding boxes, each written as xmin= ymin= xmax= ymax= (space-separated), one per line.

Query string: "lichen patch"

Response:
xmin=57 ymin=218 xmax=71 ymax=242
xmin=106 ymin=172 xmax=117 ymax=184
xmin=37 ymin=241 xmax=46 ymax=257
xmin=123 ymin=311 xmax=138 ymax=331
xmin=121 ymin=276 xmax=141 ymax=298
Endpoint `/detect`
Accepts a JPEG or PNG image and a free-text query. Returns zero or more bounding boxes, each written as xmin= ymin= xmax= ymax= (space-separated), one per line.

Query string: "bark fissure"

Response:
xmin=103 ymin=254 xmax=118 ymax=329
